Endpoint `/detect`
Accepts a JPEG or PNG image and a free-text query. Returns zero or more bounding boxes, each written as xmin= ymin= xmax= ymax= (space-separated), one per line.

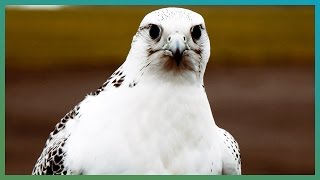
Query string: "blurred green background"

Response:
xmin=6 ymin=6 xmax=314 ymax=69
xmin=5 ymin=6 xmax=314 ymax=175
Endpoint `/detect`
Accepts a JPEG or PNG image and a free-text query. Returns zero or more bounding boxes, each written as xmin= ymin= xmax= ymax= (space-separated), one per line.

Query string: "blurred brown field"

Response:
xmin=5 ymin=6 xmax=314 ymax=175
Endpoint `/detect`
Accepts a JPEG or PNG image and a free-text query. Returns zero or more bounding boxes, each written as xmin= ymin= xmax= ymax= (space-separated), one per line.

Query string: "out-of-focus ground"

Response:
xmin=5 ymin=6 xmax=314 ymax=174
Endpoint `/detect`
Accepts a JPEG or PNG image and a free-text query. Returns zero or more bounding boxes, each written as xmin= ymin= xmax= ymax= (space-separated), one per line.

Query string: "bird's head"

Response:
xmin=126 ymin=7 xmax=210 ymax=86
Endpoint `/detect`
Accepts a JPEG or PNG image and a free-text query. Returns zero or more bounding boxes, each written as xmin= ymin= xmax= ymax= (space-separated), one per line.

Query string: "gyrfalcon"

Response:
xmin=32 ymin=7 xmax=241 ymax=175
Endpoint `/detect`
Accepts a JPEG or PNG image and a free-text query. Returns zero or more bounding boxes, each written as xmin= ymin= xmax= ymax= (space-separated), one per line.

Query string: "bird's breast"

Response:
xmin=63 ymin=83 xmax=222 ymax=174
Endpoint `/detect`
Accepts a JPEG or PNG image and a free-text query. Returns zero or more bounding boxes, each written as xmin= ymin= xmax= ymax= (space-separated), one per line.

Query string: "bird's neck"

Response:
xmin=122 ymin=51 xmax=205 ymax=88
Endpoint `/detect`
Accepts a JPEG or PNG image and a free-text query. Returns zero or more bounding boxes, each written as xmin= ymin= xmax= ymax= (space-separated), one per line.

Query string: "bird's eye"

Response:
xmin=191 ymin=25 xmax=202 ymax=41
xmin=149 ymin=24 xmax=161 ymax=40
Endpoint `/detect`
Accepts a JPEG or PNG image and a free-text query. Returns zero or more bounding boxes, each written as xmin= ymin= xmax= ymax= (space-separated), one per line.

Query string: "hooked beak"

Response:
xmin=163 ymin=33 xmax=188 ymax=65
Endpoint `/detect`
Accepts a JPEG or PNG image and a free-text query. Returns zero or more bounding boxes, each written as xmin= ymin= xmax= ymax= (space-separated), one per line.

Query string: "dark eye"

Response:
xmin=149 ymin=24 xmax=161 ymax=40
xmin=191 ymin=25 xmax=202 ymax=40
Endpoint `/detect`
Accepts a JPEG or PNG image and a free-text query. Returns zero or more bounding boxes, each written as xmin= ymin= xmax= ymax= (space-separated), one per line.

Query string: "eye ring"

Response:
xmin=149 ymin=24 xmax=161 ymax=40
xmin=191 ymin=25 xmax=202 ymax=41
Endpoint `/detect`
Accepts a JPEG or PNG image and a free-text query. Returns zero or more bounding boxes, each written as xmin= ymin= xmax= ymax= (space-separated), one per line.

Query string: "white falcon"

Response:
xmin=32 ymin=7 xmax=241 ymax=175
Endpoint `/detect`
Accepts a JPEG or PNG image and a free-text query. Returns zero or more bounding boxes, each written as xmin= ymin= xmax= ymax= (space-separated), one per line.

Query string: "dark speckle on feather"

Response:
xmin=129 ymin=81 xmax=137 ymax=88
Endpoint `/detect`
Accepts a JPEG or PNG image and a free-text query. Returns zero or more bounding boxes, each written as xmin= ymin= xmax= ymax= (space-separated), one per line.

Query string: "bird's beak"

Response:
xmin=164 ymin=33 xmax=188 ymax=65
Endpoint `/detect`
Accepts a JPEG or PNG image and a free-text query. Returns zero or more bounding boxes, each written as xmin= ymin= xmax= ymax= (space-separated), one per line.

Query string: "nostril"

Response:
xmin=183 ymin=36 xmax=186 ymax=42
xmin=168 ymin=36 xmax=171 ymax=42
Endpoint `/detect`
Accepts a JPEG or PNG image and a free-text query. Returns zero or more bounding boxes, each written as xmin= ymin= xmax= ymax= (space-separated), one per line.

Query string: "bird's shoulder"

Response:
xmin=32 ymin=64 xmax=130 ymax=175
xmin=217 ymin=128 xmax=242 ymax=175
xmin=89 ymin=64 xmax=134 ymax=96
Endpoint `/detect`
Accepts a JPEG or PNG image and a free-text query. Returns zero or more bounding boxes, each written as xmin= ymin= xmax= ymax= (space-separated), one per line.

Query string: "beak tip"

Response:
xmin=173 ymin=51 xmax=183 ymax=66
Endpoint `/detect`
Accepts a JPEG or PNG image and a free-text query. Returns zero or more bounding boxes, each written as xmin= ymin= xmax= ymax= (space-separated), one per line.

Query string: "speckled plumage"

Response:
xmin=32 ymin=7 xmax=241 ymax=175
xmin=32 ymin=65 xmax=128 ymax=175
